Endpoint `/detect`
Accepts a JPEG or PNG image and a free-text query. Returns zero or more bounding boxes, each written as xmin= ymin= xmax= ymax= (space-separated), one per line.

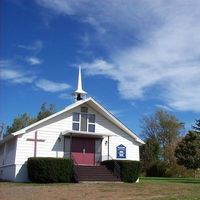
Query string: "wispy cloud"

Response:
xmin=18 ymin=40 xmax=43 ymax=52
xmin=0 ymin=68 xmax=36 ymax=83
xmin=0 ymin=59 xmax=36 ymax=83
xmin=35 ymin=1 xmax=200 ymax=112
xmin=18 ymin=40 xmax=43 ymax=65
xmin=26 ymin=57 xmax=42 ymax=65
xmin=36 ymin=0 xmax=74 ymax=15
xmin=155 ymin=105 xmax=173 ymax=112
xmin=36 ymin=79 xmax=70 ymax=92
xmin=0 ymin=59 xmax=71 ymax=95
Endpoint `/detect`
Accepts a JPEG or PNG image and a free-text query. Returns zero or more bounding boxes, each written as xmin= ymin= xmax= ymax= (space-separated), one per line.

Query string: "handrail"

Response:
xmin=100 ymin=155 xmax=121 ymax=179
xmin=64 ymin=152 xmax=121 ymax=181
xmin=71 ymin=154 xmax=79 ymax=182
xmin=64 ymin=152 xmax=79 ymax=182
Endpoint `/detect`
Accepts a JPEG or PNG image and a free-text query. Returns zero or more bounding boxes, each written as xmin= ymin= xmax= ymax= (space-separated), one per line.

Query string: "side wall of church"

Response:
xmin=0 ymin=138 xmax=17 ymax=181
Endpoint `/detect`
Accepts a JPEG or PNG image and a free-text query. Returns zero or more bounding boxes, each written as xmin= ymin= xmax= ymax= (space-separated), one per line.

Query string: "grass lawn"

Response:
xmin=0 ymin=177 xmax=200 ymax=200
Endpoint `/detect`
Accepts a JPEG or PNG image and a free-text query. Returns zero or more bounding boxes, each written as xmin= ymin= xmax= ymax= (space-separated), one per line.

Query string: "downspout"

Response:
xmin=108 ymin=136 xmax=110 ymax=160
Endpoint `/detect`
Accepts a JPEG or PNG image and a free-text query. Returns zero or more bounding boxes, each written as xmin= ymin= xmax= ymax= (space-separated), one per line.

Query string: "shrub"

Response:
xmin=146 ymin=161 xmax=167 ymax=177
xmin=27 ymin=157 xmax=73 ymax=183
xmin=102 ymin=160 xmax=141 ymax=183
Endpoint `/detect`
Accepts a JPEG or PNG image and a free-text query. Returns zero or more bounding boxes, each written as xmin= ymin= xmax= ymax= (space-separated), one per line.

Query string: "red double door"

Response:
xmin=71 ymin=137 xmax=95 ymax=165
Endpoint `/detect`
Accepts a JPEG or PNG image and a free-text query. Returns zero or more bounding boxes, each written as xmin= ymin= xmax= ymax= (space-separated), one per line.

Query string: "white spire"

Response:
xmin=74 ymin=65 xmax=87 ymax=101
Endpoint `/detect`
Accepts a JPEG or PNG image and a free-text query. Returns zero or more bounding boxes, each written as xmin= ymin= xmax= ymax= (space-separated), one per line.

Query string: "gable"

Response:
xmin=1 ymin=97 xmax=144 ymax=145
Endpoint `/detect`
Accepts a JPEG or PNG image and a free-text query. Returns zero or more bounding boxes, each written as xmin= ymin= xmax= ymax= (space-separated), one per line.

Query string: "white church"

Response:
xmin=0 ymin=67 xmax=144 ymax=182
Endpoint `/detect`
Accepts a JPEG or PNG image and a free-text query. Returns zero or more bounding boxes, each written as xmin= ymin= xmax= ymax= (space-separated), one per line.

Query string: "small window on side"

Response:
xmin=81 ymin=107 xmax=88 ymax=113
xmin=73 ymin=112 xmax=80 ymax=122
xmin=88 ymin=124 xmax=95 ymax=132
xmin=72 ymin=123 xmax=79 ymax=131
xmin=89 ymin=114 xmax=95 ymax=123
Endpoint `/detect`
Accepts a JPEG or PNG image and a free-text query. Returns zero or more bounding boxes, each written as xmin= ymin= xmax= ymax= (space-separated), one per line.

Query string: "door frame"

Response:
xmin=71 ymin=137 xmax=96 ymax=166
xmin=64 ymin=136 xmax=103 ymax=166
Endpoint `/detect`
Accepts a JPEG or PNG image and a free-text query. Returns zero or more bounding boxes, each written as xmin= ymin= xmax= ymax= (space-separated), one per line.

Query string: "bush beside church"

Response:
xmin=27 ymin=157 xmax=73 ymax=183
xmin=102 ymin=160 xmax=141 ymax=182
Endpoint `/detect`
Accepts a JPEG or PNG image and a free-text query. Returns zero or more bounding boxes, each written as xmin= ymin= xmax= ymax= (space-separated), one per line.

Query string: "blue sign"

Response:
xmin=116 ymin=144 xmax=126 ymax=158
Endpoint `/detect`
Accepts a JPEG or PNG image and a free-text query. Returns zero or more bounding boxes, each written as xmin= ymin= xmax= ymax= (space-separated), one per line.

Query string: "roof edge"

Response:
xmin=2 ymin=97 xmax=144 ymax=145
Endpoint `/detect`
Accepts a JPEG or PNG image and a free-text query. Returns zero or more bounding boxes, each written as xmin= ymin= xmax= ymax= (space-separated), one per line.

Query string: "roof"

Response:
xmin=62 ymin=130 xmax=116 ymax=138
xmin=0 ymin=97 xmax=145 ymax=145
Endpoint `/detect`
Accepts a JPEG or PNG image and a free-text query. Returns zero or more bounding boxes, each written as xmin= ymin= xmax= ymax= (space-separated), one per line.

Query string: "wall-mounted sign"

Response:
xmin=116 ymin=144 xmax=126 ymax=158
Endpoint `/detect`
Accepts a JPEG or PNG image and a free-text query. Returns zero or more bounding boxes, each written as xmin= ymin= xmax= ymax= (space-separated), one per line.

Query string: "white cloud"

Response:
xmin=0 ymin=68 xmax=35 ymax=83
xmin=18 ymin=40 xmax=43 ymax=65
xmin=36 ymin=0 xmax=200 ymax=112
xmin=26 ymin=57 xmax=42 ymax=65
xmin=36 ymin=79 xmax=70 ymax=92
xmin=18 ymin=40 xmax=43 ymax=52
xmin=0 ymin=60 xmax=36 ymax=83
xmin=36 ymin=0 xmax=74 ymax=15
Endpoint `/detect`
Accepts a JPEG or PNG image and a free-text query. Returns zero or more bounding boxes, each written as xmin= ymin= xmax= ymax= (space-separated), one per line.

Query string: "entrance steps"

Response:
xmin=75 ymin=165 xmax=121 ymax=182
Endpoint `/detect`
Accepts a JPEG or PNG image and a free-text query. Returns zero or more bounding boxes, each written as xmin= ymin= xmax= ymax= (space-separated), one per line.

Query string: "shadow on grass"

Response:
xmin=141 ymin=177 xmax=200 ymax=184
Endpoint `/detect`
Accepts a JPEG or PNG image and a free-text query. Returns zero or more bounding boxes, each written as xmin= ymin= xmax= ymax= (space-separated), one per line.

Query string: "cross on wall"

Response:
xmin=26 ymin=131 xmax=45 ymax=157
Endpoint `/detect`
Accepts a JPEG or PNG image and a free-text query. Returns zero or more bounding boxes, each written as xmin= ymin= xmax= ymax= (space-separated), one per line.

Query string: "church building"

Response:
xmin=0 ymin=66 xmax=144 ymax=182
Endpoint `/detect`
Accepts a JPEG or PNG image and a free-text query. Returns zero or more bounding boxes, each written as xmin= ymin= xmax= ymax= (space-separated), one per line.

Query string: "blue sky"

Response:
xmin=0 ymin=0 xmax=200 ymax=135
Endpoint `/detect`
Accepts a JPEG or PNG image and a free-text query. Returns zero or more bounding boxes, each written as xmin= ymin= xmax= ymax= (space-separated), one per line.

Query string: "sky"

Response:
xmin=0 ymin=0 xmax=200 ymax=136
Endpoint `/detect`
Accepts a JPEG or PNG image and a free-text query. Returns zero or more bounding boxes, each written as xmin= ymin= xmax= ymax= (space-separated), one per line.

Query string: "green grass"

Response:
xmin=140 ymin=177 xmax=200 ymax=184
xmin=1 ymin=177 xmax=200 ymax=200
xmin=139 ymin=177 xmax=200 ymax=200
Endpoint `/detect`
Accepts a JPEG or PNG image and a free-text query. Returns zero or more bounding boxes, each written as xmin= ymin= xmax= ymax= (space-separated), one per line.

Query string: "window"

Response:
xmin=88 ymin=124 xmax=95 ymax=132
xmin=89 ymin=114 xmax=95 ymax=123
xmin=73 ymin=112 xmax=79 ymax=121
xmin=72 ymin=108 xmax=95 ymax=132
xmin=81 ymin=107 xmax=88 ymax=113
xmin=88 ymin=114 xmax=95 ymax=132
xmin=72 ymin=112 xmax=80 ymax=131
xmin=81 ymin=113 xmax=87 ymax=131
xmin=72 ymin=123 xmax=79 ymax=131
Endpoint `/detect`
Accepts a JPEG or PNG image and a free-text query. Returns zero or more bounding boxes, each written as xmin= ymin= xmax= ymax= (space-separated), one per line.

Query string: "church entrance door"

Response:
xmin=71 ymin=137 xmax=95 ymax=165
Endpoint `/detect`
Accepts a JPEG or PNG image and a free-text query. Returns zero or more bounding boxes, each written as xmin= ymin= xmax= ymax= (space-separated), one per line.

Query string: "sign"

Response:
xmin=116 ymin=144 xmax=126 ymax=158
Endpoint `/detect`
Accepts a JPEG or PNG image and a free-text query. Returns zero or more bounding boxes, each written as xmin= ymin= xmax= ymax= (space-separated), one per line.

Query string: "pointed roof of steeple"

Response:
xmin=74 ymin=65 xmax=87 ymax=95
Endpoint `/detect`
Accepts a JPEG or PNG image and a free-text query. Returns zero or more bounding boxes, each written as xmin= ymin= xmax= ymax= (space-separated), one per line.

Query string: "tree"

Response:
xmin=175 ymin=131 xmax=200 ymax=177
xmin=6 ymin=113 xmax=35 ymax=134
xmin=192 ymin=119 xmax=200 ymax=132
xmin=6 ymin=103 xmax=56 ymax=135
xmin=36 ymin=103 xmax=55 ymax=121
xmin=140 ymin=138 xmax=160 ymax=172
xmin=141 ymin=109 xmax=184 ymax=165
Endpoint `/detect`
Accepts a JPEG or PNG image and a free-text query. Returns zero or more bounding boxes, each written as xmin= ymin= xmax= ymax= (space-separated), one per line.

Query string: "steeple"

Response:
xmin=74 ymin=65 xmax=87 ymax=101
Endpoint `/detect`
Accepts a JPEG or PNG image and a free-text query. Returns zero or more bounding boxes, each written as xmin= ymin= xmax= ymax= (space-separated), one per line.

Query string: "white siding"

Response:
xmin=4 ymin=138 xmax=17 ymax=165
xmin=0 ymin=144 xmax=4 ymax=166
xmin=86 ymin=105 xmax=140 ymax=161
xmin=15 ymin=111 xmax=72 ymax=166
xmin=0 ymin=138 xmax=17 ymax=181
